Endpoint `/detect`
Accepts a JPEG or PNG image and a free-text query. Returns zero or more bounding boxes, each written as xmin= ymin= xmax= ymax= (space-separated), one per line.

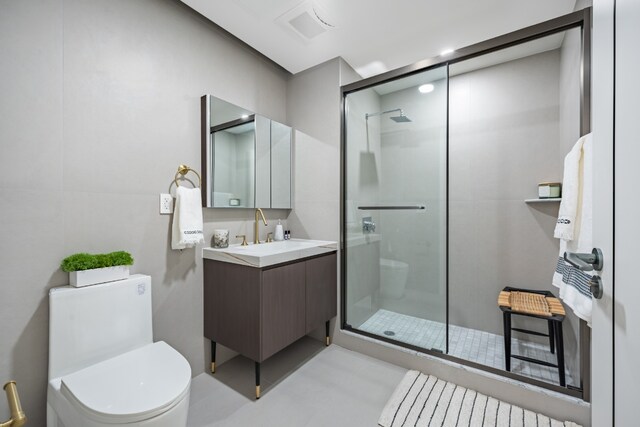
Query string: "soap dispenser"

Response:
xmin=274 ymin=220 xmax=284 ymax=241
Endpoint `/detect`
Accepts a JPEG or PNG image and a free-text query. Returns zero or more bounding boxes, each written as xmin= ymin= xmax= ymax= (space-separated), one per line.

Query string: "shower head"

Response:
xmin=365 ymin=108 xmax=411 ymax=123
xmin=390 ymin=114 xmax=411 ymax=123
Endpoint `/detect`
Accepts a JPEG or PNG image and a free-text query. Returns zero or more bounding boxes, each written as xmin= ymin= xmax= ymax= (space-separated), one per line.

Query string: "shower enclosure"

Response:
xmin=343 ymin=66 xmax=448 ymax=353
xmin=341 ymin=9 xmax=591 ymax=399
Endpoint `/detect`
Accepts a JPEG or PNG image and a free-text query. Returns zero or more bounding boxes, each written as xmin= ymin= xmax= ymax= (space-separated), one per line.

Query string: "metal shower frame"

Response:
xmin=340 ymin=7 xmax=592 ymax=401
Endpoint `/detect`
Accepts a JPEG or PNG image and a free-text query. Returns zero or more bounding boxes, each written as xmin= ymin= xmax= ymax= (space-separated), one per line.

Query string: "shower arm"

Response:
xmin=365 ymin=109 xmax=403 ymax=120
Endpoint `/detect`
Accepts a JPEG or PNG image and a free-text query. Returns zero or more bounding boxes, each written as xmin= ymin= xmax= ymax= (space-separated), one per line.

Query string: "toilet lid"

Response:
xmin=61 ymin=341 xmax=191 ymax=424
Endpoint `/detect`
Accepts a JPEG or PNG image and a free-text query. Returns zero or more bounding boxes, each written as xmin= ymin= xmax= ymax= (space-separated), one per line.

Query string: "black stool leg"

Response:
xmin=503 ymin=312 xmax=511 ymax=371
xmin=255 ymin=362 xmax=261 ymax=399
xmin=325 ymin=320 xmax=331 ymax=346
xmin=555 ymin=321 xmax=566 ymax=387
xmin=211 ymin=340 xmax=216 ymax=373
xmin=548 ymin=320 xmax=555 ymax=354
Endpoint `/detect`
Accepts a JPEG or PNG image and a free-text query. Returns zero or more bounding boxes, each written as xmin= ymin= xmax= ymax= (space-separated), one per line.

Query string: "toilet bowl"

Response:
xmin=380 ymin=258 xmax=409 ymax=299
xmin=47 ymin=275 xmax=191 ymax=427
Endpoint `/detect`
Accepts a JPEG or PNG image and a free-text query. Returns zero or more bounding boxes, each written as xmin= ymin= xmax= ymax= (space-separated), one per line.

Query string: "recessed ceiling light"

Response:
xmin=440 ymin=48 xmax=455 ymax=56
xmin=241 ymin=114 xmax=249 ymax=119
xmin=418 ymin=84 xmax=434 ymax=94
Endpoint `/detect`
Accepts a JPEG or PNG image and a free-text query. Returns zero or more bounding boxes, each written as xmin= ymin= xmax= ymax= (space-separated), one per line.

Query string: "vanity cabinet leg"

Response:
xmin=210 ymin=341 xmax=216 ymax=374
xmin=255 ymin=362 xmax=261 ymax=399
xmin=325 ymin=320 xmax=331 ymax=346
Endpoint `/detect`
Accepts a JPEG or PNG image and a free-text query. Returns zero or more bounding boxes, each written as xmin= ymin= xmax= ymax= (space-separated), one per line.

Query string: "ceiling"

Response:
xmin=181 ymin=0 xmax=577 ymax=78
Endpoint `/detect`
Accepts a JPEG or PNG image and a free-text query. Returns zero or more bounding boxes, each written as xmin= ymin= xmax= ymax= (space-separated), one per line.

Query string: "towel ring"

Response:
xmin=174 ymin=164 xmax=201 ymax=188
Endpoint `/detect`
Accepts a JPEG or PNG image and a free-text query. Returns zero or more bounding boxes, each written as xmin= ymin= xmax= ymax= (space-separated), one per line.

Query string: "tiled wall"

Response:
xmin=448 ymin=48 xmax=582 ymax=381
xmin=0 ymin=0 xmax=288 ymax=423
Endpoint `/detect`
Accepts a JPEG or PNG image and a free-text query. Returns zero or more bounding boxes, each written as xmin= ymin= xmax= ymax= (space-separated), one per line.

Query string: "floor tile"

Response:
xmin=187 ymin=337 xmax=407 ymax=427
xmin=359 ymin=309 xmax=575 ymax=387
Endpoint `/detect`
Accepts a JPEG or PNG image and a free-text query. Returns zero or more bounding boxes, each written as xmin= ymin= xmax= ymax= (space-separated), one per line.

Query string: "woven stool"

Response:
xmin=498 ymin=286 xmax=566 ymax=386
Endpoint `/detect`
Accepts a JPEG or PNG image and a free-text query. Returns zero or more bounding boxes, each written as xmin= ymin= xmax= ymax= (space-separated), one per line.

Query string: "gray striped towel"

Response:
xmin=379 ymin=371 xmax=582 ymax=427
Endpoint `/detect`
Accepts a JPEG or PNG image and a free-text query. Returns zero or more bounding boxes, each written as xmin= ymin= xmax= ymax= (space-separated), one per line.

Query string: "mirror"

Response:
xmin=201 ymin=95 xmax=292 ymax=209
xmin=212 ymin=117 xmax=255 ymax=208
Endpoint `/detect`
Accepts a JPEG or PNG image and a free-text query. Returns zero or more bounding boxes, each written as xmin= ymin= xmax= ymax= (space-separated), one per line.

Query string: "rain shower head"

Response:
xmin=390 ymin=113 xmax=411 ymax=123
xmin=365 ymin=108 xmax=412 ymax=123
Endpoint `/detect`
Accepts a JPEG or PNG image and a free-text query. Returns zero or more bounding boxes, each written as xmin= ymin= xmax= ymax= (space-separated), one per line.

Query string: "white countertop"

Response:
xmin=202 ymin=239 xmax=338 ymax=268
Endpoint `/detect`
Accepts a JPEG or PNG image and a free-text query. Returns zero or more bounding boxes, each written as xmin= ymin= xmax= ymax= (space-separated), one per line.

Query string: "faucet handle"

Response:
xmin=236 ymin=235 xmax=248 ymax=246
xmin=266 ymin=232 xmax=274 ymax=243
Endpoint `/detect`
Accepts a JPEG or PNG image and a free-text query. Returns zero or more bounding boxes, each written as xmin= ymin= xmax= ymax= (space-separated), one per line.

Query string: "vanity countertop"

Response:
xmin=202 ymin=239 xmax=337 ymax=268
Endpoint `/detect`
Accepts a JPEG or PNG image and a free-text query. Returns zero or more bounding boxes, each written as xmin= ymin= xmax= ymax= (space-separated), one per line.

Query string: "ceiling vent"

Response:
xmin=276 ymin=1 xmax=335 ymax=42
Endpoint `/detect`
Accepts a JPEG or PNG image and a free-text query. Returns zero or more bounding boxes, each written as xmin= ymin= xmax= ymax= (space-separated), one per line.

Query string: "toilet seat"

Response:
xmin=59 ymin=341 xmax=191 ymax=424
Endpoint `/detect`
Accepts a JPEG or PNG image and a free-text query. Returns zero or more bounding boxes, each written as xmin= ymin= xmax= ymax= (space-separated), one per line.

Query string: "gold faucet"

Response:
xmin=1 ymin=381 xmax=27 ymax=427
xmin=254 ymin=208 xmax=268 ymax=244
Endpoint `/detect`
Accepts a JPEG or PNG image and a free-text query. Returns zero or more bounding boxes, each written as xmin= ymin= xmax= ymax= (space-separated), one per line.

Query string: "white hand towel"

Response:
xmin=552 ymin=133 xmax=593 ymax=326
xmin=171 ymin=186 xmax=205 ymax=250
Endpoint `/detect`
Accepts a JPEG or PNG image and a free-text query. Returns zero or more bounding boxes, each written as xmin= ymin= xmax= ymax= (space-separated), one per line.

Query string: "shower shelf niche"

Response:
xmin=524 ymin=198 xmax=562 ymax=203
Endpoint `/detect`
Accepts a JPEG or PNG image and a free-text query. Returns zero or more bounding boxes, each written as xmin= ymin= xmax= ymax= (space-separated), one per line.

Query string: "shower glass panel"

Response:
xmin=448 ymin=28 xmax=583 ymax=388
xmin=344 ymin=66 xmax=448 ymax=352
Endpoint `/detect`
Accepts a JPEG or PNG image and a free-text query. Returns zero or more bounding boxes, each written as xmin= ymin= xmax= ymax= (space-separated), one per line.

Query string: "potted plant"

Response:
xmin=60 ymin=251 xmax=134 ymax=287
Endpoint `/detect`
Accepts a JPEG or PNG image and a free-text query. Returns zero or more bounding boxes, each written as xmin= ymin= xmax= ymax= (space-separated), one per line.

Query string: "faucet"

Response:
xmin=362 ymin=216 xmax=376 ymax=234
xmin=254 ymin=208 xmax=268 ymax=244
xmin=1 ymin=381 xmax=27 ymax=427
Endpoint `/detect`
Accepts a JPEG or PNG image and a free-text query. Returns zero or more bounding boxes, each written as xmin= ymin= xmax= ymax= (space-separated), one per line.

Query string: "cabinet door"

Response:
xmin=204 ymin=260 xmax=261 ymax=361
xmin=305 ymin=253 xmax=337 ymax=334
xmin=261 ymin=262 xmax=306 ymax=360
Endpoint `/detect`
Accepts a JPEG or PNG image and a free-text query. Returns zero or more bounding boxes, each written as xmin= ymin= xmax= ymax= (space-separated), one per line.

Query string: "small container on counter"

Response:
xmin=538 ymin=182 xmax=561 ymax=199
xmin=212 ymin=229 xmax=229 ymax=248
xmin=274 ymin=220 xmax=284 ymax=241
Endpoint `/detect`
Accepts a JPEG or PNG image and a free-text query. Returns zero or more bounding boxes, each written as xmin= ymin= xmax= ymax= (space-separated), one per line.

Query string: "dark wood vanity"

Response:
xmin=203 ymin=251 xmax=337 ymax=398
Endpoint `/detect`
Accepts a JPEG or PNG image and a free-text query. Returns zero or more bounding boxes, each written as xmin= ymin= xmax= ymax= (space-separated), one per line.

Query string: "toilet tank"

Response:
xmin=48 ymin=274 xmax=153 ymax=380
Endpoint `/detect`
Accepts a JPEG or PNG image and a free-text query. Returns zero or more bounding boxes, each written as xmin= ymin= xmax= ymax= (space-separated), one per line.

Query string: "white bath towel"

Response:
xmin=552 ymin=133 xmax=593 ymax=326
xmin=171 ymin=186 xmax=205 ymax=250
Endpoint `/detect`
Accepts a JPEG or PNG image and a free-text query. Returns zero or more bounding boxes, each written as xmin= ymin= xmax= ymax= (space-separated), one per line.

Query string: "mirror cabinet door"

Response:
xmin=255 ymin=115 xmax=271 ymax=208
xmin=211 ymin=119 xmax=256 ymax=208
xmin=271 ymin=121 xmax=292 ymax=209
xmin=202 ymin=95 xmax=292 ymax=209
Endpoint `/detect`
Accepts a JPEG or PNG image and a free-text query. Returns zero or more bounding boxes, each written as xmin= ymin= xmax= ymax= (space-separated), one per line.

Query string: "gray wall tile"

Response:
xmin=0 ymin=0 xmax=288 ymax=424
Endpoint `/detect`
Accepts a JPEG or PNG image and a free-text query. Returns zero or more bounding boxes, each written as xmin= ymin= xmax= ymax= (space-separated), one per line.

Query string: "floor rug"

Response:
xmin=379 ymin=370 xmax=582 ymax=427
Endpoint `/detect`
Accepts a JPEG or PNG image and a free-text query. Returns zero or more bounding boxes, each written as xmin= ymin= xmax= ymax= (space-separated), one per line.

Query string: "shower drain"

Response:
xmin=383 ymin=330 xmax=396 ymax=337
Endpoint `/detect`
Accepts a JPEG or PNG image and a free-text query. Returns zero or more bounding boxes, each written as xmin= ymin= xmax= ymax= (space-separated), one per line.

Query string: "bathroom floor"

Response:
xmin=187 ymin=337 xmax=406 ymax=427
xmin=359 ymin=309 xmax=576 ymax=387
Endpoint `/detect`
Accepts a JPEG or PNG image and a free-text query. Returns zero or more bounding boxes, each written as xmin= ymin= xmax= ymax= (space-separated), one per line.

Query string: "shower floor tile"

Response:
xmin=358 ymin=309 xmax=575 ymax=387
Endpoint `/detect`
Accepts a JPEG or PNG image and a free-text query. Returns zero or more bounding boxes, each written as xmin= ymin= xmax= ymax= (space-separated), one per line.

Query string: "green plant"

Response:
xmin=60 ymin=251 xmax=134 ymax=272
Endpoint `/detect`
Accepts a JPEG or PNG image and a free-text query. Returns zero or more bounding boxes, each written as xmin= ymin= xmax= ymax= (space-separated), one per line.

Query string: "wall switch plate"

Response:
xmin=159 ymin=193 xmax=173 ymax=214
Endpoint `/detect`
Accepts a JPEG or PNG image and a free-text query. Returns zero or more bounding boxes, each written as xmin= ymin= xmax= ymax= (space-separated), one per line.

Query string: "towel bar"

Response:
xmin=357 ymin=205 xmax=426 ymax=210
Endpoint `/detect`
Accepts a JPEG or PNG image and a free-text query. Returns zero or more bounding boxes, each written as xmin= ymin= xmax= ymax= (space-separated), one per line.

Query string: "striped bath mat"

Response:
xmin=379 ymin=371 xmax=582 ymax=427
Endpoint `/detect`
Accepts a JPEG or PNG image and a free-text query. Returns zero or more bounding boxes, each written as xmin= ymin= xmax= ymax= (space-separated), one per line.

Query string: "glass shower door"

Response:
xmin=343 ymin=66 xmax=448 ymax=352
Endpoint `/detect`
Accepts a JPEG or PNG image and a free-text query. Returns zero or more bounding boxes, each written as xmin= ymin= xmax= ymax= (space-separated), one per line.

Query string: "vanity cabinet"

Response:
xmin=203 ymin=252 xmax=337 ymax=365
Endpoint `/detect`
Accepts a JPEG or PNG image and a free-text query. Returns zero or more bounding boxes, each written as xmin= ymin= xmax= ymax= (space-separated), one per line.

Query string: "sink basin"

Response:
xmin=202 ymin=239 xmax=338 ymax=268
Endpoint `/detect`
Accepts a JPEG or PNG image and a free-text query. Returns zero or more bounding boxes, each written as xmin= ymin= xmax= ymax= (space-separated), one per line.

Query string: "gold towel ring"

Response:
xmin=174 ymin=164 xmax=201 ymax=188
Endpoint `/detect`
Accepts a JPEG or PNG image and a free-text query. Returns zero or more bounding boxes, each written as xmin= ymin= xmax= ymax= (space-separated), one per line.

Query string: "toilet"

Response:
xmin=379 ymin=258 xmax=409 ymax=298
xmin=46 ymin=275 xmax=191 ymax=427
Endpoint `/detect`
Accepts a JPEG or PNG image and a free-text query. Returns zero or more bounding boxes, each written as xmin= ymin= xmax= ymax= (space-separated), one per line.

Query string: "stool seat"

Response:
xmin=498 ymin=286 xmax=566 ymax=387
xmin=498 ymin=290 xmax=566 ymax=317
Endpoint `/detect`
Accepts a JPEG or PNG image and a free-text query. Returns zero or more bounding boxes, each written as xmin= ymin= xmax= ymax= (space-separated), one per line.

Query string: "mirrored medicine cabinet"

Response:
xmin=201 ymin=95 xmax=292 ymax=209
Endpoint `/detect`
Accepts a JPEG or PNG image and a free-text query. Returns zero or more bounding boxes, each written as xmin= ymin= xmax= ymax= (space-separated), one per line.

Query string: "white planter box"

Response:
xmin=69 ymin=266 xmax=130 ymax=287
